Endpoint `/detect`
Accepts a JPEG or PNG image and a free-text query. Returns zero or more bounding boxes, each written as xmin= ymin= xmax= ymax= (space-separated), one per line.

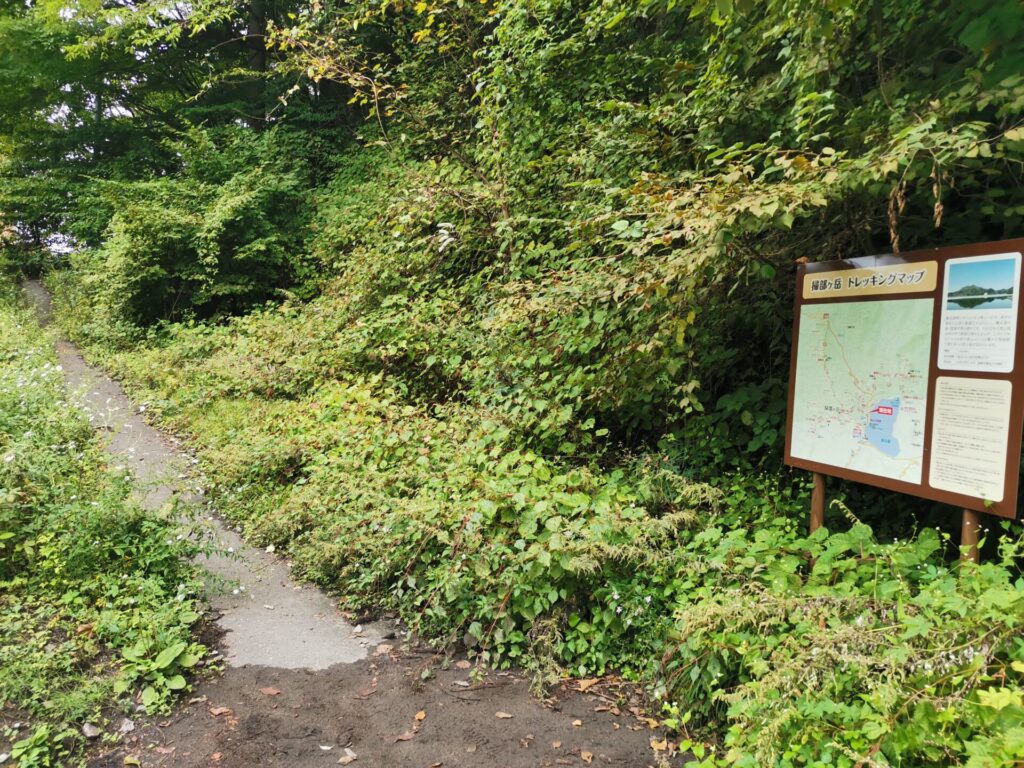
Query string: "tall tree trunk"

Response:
xmin=93 ymin=84 xmax=103 ymax=159
xmin=247 ymin=0 xmax=268 ymax=127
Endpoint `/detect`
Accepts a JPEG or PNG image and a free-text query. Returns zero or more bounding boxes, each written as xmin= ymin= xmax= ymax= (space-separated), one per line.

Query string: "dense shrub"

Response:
xmin=59 ymin=127 xmax=310 ymax=328
xmin=665 ymin=520 xmax=1024 ymax=767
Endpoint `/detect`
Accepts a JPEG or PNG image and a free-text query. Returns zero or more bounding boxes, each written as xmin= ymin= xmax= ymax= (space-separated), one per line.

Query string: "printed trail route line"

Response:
xmin=22 ymin=281 xmax=675 ymax=768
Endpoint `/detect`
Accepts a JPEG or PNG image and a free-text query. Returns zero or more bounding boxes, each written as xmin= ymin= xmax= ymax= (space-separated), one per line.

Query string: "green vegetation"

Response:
xmin=0 ymin=289 xmax=205 ymax=766
xmin=3 ymin=0 xmax=1024 ymax=764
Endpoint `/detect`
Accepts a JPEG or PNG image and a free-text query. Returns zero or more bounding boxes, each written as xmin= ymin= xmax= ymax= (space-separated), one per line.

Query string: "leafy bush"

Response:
xmin=664 ymin=517 xmax=1024 ymax=767
xmin=62 ymin=127 xmax=309 ymax=330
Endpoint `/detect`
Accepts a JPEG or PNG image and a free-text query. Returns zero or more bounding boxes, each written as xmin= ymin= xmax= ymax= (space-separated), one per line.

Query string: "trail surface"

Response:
xmin=23 ymin=279 xmax=378 ymax=670
xmin=23 ymin=281 xmax=674 ymax=768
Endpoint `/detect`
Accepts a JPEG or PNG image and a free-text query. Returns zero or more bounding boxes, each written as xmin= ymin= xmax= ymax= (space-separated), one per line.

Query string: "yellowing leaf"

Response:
xmin=977 ymin=687 xmax=1023 ymax=710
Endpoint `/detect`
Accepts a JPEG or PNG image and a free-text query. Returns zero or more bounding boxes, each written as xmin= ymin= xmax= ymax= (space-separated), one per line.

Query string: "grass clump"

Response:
xmin=0 ymin=287 xmax=204 ymax=766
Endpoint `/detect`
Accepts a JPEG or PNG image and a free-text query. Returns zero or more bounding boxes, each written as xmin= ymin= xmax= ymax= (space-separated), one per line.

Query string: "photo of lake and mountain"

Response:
xmin=945 ymin=256 xmax=1018 ymax=310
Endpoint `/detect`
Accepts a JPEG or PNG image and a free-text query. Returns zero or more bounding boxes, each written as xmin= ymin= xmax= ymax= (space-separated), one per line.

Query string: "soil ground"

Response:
xmin=21 ymin=282 xmax=684 ymax=768
xmin=95 ymin=654 xmax=676 ymax=768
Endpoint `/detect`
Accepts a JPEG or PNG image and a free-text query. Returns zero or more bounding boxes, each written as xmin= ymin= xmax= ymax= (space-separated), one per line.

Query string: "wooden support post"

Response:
xmin=960 ymin=508 xmax=981 ymax=564
xmin=810 ymin=472 xmax=826 ymax=533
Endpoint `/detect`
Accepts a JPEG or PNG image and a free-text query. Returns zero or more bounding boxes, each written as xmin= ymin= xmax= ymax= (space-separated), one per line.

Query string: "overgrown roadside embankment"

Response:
xmin=48 ymin=269 xmax=1024 ymax=768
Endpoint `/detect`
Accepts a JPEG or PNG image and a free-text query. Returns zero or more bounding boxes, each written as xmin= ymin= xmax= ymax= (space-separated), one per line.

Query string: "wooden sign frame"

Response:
xmin=785 ymin=238 xmax=1024 ymax=520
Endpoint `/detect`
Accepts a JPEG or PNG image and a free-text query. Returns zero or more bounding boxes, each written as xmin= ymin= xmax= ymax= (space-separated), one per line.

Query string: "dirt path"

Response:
xmin=22 ymin=280 xmax=379 ymax=670
xmin=23 ymin=281 xmax=678 ymax=768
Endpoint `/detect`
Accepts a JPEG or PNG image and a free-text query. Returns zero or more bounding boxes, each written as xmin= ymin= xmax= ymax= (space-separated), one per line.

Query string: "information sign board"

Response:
xmin=785 ymin=239 xmax=1024 ymax=519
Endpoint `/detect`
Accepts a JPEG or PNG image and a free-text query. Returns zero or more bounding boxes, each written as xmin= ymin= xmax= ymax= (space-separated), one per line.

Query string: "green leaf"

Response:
xmin=177 ymin=651 xmax=202 ymax=668
xmin=603 ymin=10 xmax=627 ymax=30
xmin=141 ymin=686 xmax=161 ymax=710
xmin=166 ymin=674 xmax=187 ymax=690
xmin=153 ymin=642 xmax=186 ymax=670
xmin=900 ymin=615 xmax=933 ymax=639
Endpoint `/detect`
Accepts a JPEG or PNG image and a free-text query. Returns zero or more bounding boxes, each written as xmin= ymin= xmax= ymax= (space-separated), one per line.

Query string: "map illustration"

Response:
xmin=790 ymin=299 xmax=933 ymax=483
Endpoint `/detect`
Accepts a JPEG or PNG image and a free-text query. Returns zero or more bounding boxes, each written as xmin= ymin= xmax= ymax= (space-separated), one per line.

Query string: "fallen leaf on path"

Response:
xmin=650 ymin=738 xmax=668 ymax=752
xmin=374 ymin=644 xmax=394 ymax=656
xmin=577 ymin=678 xmax=599 ymax=692
xmin=337 ymin=747 xmax=358 ymax=765
xmin=211 ymin=752 xmax=223 ymax=763
xmin=451 ymin=680 xmax=470 ymax=688
xmin=355 ymin=675 xmax=379 ymax=699
xmin=259 ymin=687 xmax=282 ymax=696
xmin=495 ymin=712 xmax=513 ymax=719
xmin=466 ymin=746 xmax=477 ymax=753
xmin=123 ymin=758 xmax=141 ymax=767
xmin=153 ymin=746 xmax=175 ymax=755
xmin=208 ymin=707 xmax=233 ymax=717
xmin=455 ymin=660 xmax=471 ymax=670
xmin=582 ymin=751 xmax=594 ymax=764
xmin=644 ymin=717 xmax=659 ymax=729
xmin=395 ymin=730 xmax=417 ymax=742
xmin=552 ymin=741 xmax=562 ymax=749
xmin=572 ymin=719 xmax=582 ymax=727
xmin=612 ymin=723 xmax=620 ymax=730
xmin=415 ymin=710 xmax=426 ymax=721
